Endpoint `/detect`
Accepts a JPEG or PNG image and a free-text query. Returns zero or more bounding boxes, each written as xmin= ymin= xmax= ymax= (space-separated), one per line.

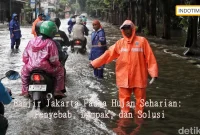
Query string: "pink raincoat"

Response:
xmin=21 ymin=36 xmax=64 ymax=94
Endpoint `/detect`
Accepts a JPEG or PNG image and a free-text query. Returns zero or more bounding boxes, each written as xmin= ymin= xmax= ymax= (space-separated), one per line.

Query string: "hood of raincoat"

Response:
xmin=12 ymin=13 xmax=18 ymax=20
xmin=120 ymin=20 xmax=136 ymax=44
xmin=31 ymin=37 xmax=50 ymax=52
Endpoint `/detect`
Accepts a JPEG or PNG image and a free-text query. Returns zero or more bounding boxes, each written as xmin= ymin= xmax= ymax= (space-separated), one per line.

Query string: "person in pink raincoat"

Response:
xmin=20 ymin=21 xmax=65 ymax=97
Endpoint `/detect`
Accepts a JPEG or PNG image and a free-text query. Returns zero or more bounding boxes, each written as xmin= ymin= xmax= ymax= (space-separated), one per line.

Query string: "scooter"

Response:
xmin=71 ymin=39 xmax=86 ymax=54
xmin=28 ymin=67 xmax=67 ymax=108
xmin=28 ymin=70 xmax=55 ymax=108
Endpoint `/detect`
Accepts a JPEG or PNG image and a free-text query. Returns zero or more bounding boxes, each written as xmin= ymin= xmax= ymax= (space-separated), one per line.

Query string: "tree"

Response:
xmin=78 ymin=0 xmax=86 ymax=11
xmin=148 ymin=0 xmax=157 ymax=36
xmin=136 ymin=0 xmax=145 ymax=33
xmin=161 ymin=0 xmax=171 ymax=39
xmin=184 ymin=0 xmax=200 ymax=55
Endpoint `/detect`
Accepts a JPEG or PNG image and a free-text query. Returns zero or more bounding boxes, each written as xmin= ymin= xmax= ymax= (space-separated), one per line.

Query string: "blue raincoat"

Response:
xmin=9 ymin=13 xmax=21 ymax=40
xmin=89 ymin=28 xmax=107 ymax=78
xmin=68 ymin=19 xmax=75 ymax=34
xmin=89 ymin=28 xmax=107 ymax=61
xmin=9 ymin=13 xmax=21 ymax=49
xmin=0 ymin=82 xmax=12 ymax=105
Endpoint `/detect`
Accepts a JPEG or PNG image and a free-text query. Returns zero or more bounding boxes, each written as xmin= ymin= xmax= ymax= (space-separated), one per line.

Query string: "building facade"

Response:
xmin=0 ymin=0 xmax=25 ymax=23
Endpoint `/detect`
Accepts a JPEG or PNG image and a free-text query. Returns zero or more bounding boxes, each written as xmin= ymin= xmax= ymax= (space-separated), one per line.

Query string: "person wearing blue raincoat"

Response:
xmin=9 ymin=13 xmax=22 ymax=49
xmin=0 ymin=82 xmax=12 ymax=106
xmin=0 ymin=82 xmax=11 ymax=134
xmin=89 ymin=20 xmax=107 ymax=78
xmin=67 ymin=15 xmax=76 ymax=34
xmin=0 ymin=81 xmax=12 ymax=116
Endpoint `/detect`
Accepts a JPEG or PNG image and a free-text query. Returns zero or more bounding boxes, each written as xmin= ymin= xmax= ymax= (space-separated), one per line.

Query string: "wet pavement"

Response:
xmin=0 ymin=18 xmax=200 ymax=135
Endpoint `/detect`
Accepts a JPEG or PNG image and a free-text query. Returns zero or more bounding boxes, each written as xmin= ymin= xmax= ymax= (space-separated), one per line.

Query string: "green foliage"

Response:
xmin=60 ymin=0 xmax=69 ymax=5
xmin=24 ymin=7 xmax=32 ymax=13
xmin=103 ymin=0 xmax=111 ymax=5
xmin=135 ymin=26 xmax=138 ymax=31
xmin=85 ymin=0 xmax=127 ymax=15
xmin=179 ymin=17 xmax=188 ymax=31
xmin=24 ymin=3 xmax=32 ymax=13
xmin=78 ymin=0 xmax=86 ymax=11
xmin=71 ymin=2 xmax=80 ymax=13
xmin=142 ymin=27 xmax=149 ymax=35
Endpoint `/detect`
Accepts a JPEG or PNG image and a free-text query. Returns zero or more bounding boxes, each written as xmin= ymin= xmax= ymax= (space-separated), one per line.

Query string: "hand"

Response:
xmin=98 ymin=42 xmax=102 ymax=47
xmin=149 ymin=77 xmax=157 ymax=85
xmin=11 ymin=33 xmax=14 ymax=38
xmin=89 ymin=63 xmax=94 ymax=68
xmin=6 ymin=88 xmax=12 ymax=96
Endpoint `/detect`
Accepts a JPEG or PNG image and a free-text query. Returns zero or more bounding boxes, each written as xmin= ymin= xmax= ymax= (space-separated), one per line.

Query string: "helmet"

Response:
xmin=50 ymin=18 xmax=61 ymax=28
xmin=35 ymin=21 xmax=43 ymax=36
xmin=40 ymin=21 xmax=58 ymax=38
xmin=71 ymin=18 xmax=75 ymax=22
xmin=75 ymin=17 xmax=82 ymax=24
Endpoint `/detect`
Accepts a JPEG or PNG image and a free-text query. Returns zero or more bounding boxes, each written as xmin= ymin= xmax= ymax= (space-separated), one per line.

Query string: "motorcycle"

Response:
xmin=28 ymin=64 xmax=67 ymax=108
xmin=28 ymin=70 xmax=55 ymax=108
xmin=71 ymin=39 xmax=86 ymax=54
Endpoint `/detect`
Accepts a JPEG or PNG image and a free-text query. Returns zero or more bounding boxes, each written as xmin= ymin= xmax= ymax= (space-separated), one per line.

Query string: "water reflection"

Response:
xmin=113 ymin=114 xmax=144 ymax=135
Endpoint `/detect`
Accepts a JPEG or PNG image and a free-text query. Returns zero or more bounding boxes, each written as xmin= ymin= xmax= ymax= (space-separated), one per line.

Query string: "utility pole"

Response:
xmin=75 ymin=0 xmax=78 ymax=15
xmin=35 ymin=0 xmax=37 ymax=19
xmin=10 ymin=0 xmax=12 ymax=16
xmin=39 ymin=0 xmax=41 ymax=14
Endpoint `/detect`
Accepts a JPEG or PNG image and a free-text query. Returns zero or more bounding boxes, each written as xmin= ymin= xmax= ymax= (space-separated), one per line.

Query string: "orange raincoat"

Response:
xmin=31 ymin=17 xmax=42 ymax=37
xmin=91 ymin=20 xmax=158 ymax=114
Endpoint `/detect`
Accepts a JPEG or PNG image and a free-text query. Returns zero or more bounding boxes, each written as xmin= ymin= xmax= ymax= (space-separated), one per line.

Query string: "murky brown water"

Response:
xmin=0 ymin=18 xmax=200 ymax=135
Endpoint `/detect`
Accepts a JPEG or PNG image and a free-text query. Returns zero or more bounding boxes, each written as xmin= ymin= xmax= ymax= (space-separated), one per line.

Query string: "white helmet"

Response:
xmin=71 ymin=18 xmax=75 ymax=22
xmin=75 ymin=17 xmax=82 ymax=24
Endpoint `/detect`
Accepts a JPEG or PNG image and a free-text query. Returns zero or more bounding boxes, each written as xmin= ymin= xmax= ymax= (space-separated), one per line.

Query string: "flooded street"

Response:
xmin=0 ymin=18 xmax=200 ymax=135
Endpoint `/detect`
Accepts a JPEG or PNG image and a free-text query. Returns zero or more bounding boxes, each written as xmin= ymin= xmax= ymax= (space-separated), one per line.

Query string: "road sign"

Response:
xmin=30 ymin=0 xmax=35 ymax=9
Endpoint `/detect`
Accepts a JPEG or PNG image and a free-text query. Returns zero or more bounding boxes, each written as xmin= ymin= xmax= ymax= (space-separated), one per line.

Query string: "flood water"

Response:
xmin=0 ymin=18 xmax=200 ymax=135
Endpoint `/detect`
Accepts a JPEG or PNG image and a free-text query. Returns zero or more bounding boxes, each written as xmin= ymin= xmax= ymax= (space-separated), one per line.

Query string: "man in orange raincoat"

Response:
xmin=31 ymin=13 xmax=43 ymax=37
xmin=90 ymin=20 xmax=158 ymax=116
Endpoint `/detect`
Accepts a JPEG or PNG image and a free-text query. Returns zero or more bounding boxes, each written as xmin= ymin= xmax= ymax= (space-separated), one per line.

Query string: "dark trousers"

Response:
xmin=11 ymin=38 xmax=20 ymax=49
xmin=94 ymin=68 xmax=104 ymax=78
